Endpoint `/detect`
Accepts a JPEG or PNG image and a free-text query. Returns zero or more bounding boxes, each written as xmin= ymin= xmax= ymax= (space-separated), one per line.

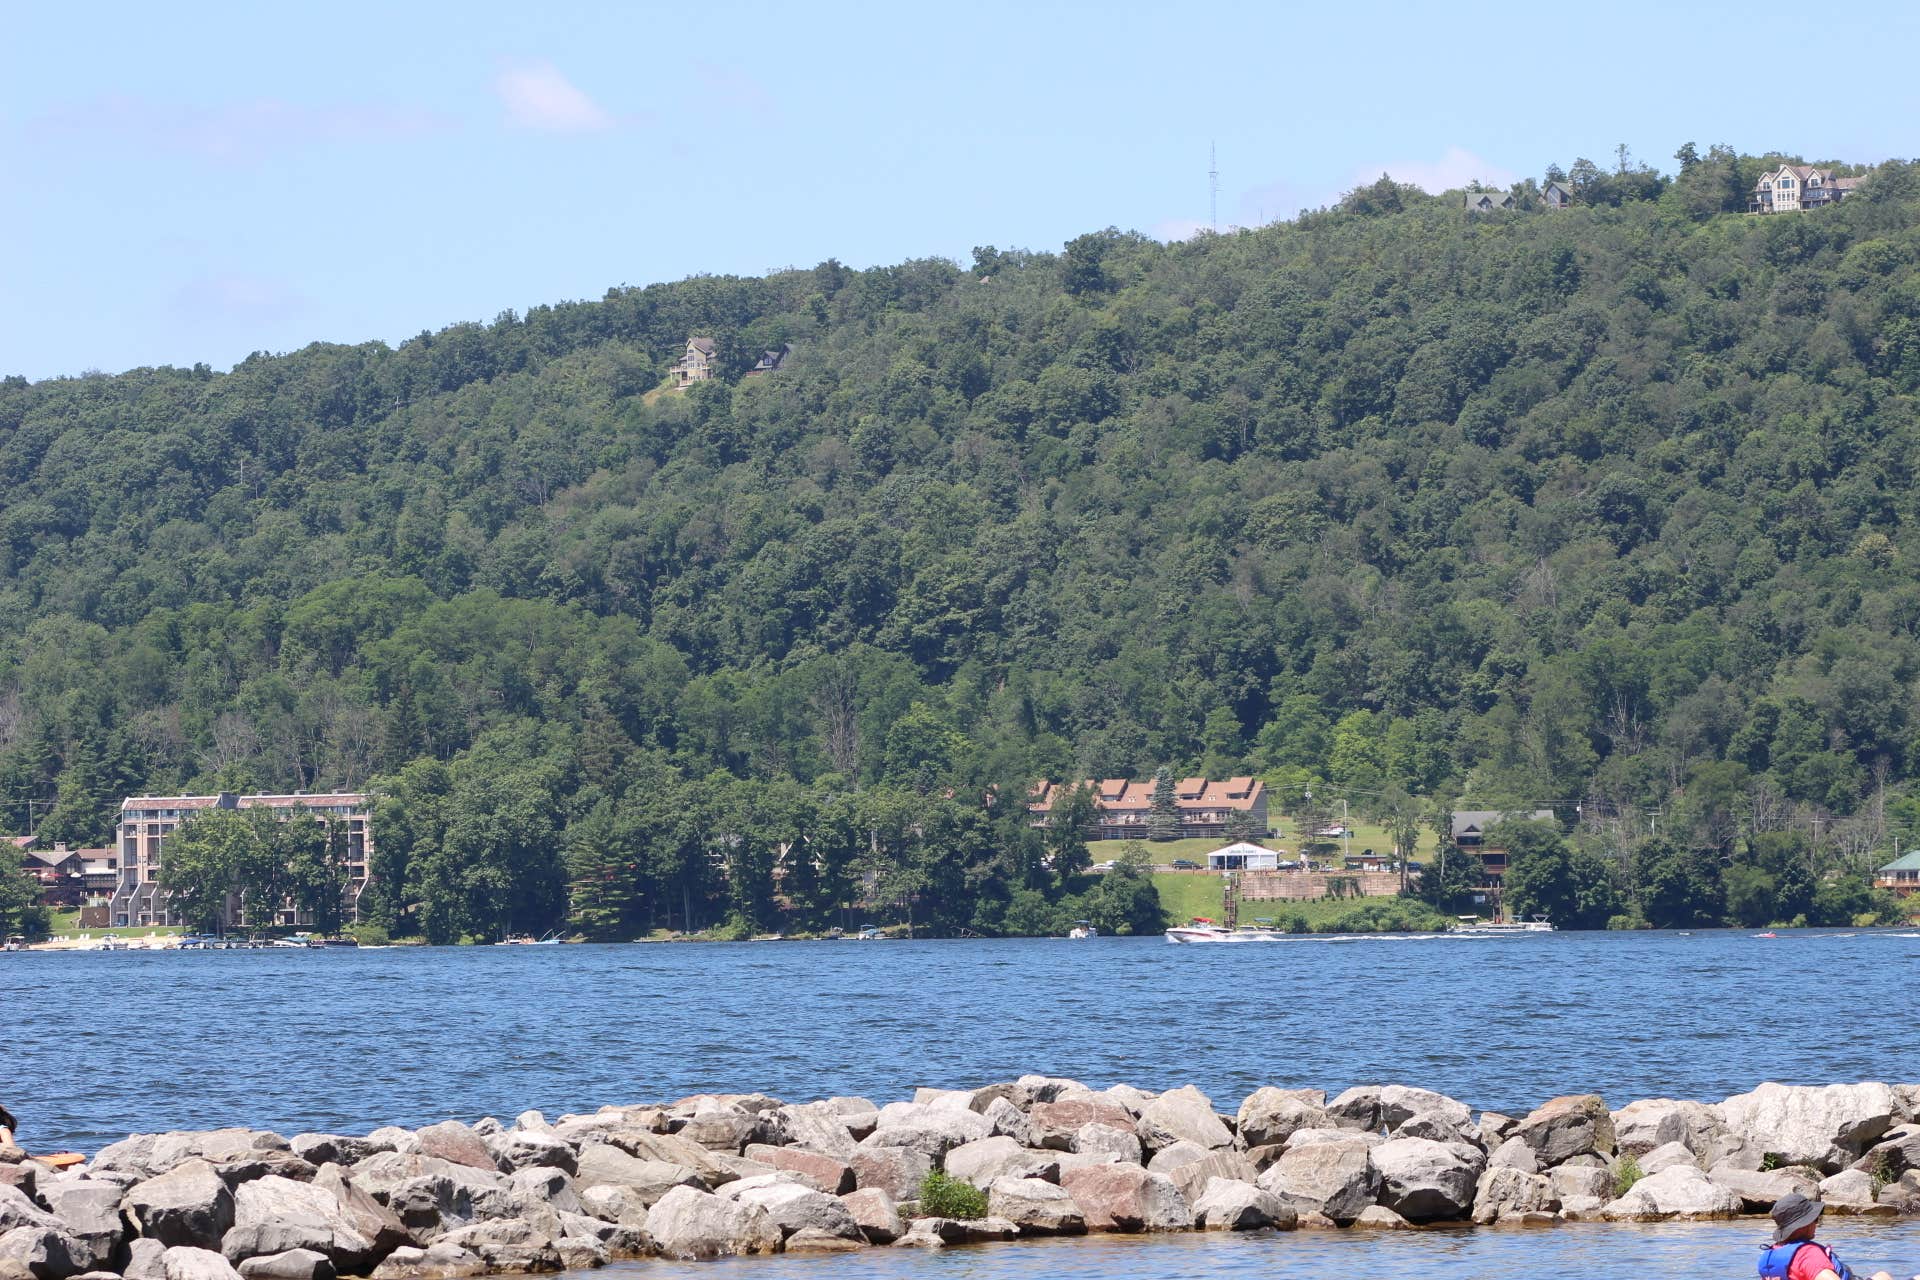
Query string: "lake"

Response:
xmin=8 ymin=928 xmax=1916 ymax=1157
xmin=602 ymin=1221 xmax=1920 ymax=1280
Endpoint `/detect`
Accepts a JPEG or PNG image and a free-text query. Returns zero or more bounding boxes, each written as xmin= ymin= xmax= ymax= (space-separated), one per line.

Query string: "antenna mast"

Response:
xmin=1209 ymin=142 xmax=1220 ymax=233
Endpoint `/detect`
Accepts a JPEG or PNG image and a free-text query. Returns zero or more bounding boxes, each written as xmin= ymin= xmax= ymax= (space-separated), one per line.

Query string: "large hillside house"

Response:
xmin=1451 ymin=809 xmax=1557 ymax=900
xmin=1028 ymin=776 xmax=1269 ymax=841
xmin=671 ymin=337 xmax=718 ymax=388
xmin=1749 ymin=165 xmax=1860 ymax=213
xmin=111 ymin=792 xmax=373 ymax=929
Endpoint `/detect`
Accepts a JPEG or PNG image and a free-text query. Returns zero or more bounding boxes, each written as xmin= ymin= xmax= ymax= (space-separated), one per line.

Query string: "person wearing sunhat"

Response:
xmin=1757 ymin=1192 xmax=1895 ymax=1280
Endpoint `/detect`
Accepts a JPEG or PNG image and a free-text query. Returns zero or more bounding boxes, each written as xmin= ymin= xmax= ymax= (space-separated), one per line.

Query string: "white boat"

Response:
xmin=1067 ymin=920 xmax=1097 ymax=940
xmin=1164 ymin=919 xmax=1287 ymax=943
xmin=1452 ymin=916 xmax=1554 ymax=935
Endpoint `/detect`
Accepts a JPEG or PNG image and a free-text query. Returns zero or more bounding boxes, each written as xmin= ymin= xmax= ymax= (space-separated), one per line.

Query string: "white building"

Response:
xmin=1207 ymin=842 xmax=1282 ymax=871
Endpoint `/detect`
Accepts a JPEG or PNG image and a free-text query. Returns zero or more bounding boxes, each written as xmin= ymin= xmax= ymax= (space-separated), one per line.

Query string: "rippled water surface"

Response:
xmin=6 ymin=929 xmax=1917 ymax=1154
xmin=597 ymin=1221 xmax=1920 ymax=1280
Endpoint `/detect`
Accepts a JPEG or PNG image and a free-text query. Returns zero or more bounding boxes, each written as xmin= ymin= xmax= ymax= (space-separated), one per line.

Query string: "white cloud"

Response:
xmin=1355 ymin=146 xmax=1518 ymax=195
xmin=493 ymin=61 xmax=612 ymax=133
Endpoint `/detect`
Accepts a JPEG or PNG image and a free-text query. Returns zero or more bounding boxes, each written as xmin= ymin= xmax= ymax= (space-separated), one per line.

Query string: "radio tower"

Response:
xmin=1209 ymin=142 xmax=1220 ymax=233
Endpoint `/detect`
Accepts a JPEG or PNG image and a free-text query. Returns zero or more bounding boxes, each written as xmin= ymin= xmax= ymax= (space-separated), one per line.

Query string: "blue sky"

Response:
xmin=5 ymin=0 xmax=1917 ymax=380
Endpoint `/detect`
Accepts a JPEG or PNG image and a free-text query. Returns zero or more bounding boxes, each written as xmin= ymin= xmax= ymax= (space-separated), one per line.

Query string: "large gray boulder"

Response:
xmin=1602 ymin=1166 xmax=1742 ymax=1220
xmin=859 ymin=1109 xmax=991 ymax=1162
xmin=1135 ymin=1087 xmax=1233 ymax=1154
xmin=1056 ymin=1166 xmax=1187 ymax=1233
xmin=235 ymin=1248 xmax=333 ymax=1280
xmin=160 ymin=1247 xmax=244 ymax=1280
xmin=1235 ymin=1090 xmax=1331 ymax=1150
xmin=482 ymin=1131 xmax=574 ymax=1176
xmin=125 ymin=1162 xmax=236 ymax=1249
xmin=571 ymin=1146 xmax=702 ymax=1205
xmin=1165 ymin=1151 xmax=1259 ymax=1207
xmin=1611 ymin=1100 xmax=1725 ymax=1158
xmin=0 ymin=1226 xmax=83 ymax=1280
xmin=38 ymin=1182 xmax=124 ymax=1272
xmin=644 ymin=1187 xmax=780 ymax=1260
xmin=1325 ymin=1087 xmax=1385 ymax=1131
xmin=718 ymin=1179 xmax=861 ymax=1241
xmin=770 ymin=1105 xmax=859 ymax=1160
xmin=1191 ymin=1178 xmax=1294 ymax=1231
xmin=365 ymin=1243 xmax=485 ymax=1280
xmin=124 ymin=1238 xmax=168 ymax=1280
xmin=576 ymin=1185 xmax=648 ymax=1230
xmin=1702 ymin=1165 xmax=1817 ymax=1213
xmin=1719 ymin=1083 xmax=1898 ymax=1173
xmin=981 ymin=1098 xmax=1032 ymax=1147
xmin=432 ymin=1219 xmax=560 ymax=1273
xmin=1639 ymin=1142 xmax=1699 ymax=1175
xmin=1548 ymin=1163 xmax=1613 ymax=1203
xmin=1255 ymin=1136 xmax=1380 ymax=1222
xmin=310 ymin=1166 xmax=407 ymax=1259
xmin=1471 ymin=1167 xmax=1557 ymax=1224
xmin=942 ymin=1138 xmax=1056 ymax=1190
xmin=1368 ymin=1138 xmax=1480 ymax=1222
xmin=1377 ymin=1087 xmax=1473 ymax=1134
xmin=985 ymin=1178 xmax=1085 ymax=1236
xmin=1071 ymin=1124 xmax=1141 ymax=1165
xmin=1514 ymin=1096 xmax=1616 ymax=1166
xmin=221 ymin=1176 xmax=381 ymax=1271
xmin=0 ymin=1188 xmax=62 ymax=1235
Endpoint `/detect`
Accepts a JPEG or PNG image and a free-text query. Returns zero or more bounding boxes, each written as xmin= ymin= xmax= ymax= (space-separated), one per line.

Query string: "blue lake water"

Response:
xmin=603 ymin=1221 xmax=1920 ymax=1280
xmin=7 ymin=928 xmax=1917 ymax=1157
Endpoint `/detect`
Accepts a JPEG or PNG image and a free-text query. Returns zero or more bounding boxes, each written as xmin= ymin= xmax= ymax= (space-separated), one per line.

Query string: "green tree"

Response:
xmin=1635 ymin=839 xmax=1723 ymax=929
xmin=158 ymin=809 xmax=256 ymax=934
xmin=1046 ymin=782 xmax=1096 ymax=880
xmin=0 ymin=858 xmax=48 ymax=938
xmin=1147 ymin=767 xmax=1180 ymax=842
xmin=1498 ymin=819 xmax=1620 ymax=929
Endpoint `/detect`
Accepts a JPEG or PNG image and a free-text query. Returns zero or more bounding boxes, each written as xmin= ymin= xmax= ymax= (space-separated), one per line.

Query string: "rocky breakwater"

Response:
xmin=3 ymin=1080 xmax=1920 ymax=1278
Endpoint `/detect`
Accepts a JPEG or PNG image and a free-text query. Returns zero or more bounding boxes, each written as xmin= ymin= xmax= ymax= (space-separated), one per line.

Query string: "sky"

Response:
xmin=4 ymin=0 xmax=1917 ymax=381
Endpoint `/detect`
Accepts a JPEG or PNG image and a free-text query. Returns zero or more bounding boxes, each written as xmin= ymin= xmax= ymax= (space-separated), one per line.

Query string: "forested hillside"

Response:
xmin=6 ymin=148 xmax=1920 ymax=939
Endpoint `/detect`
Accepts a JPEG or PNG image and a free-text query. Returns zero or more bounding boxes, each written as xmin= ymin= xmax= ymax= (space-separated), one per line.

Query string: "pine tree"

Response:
xmin=1148 ymin=767 xmax=1180 ymax=842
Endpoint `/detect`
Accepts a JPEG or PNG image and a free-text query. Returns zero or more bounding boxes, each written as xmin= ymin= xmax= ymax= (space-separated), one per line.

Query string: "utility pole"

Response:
xmin=1209 ymin=142 xmax=1220 ymax=234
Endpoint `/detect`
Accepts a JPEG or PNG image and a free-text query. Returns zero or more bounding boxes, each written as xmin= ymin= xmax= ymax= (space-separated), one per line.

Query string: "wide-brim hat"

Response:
xmin=1771 ymin=1192 xmax=1824 ymax=1243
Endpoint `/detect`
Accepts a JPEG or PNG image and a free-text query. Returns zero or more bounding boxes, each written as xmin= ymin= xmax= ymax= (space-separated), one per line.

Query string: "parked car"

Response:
xmin=1089 ymin=860 xmax=1119 ymax=872
xmin=1169 ymin=858 xmax=1201 ymax=870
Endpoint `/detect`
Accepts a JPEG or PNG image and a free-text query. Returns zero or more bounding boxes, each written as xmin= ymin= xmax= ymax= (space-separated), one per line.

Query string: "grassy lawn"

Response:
xmin=45 ymin=909 xmax=184 ymax=940
xmin=1150 ymin=873 xmax=1442 ymax=931
xmin=1092 ymin=820 xmax=1436 ymax=864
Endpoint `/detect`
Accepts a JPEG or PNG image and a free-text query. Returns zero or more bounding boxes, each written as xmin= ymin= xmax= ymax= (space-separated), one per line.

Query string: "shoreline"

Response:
xmin=3 ymin=1079 xmax=1917 ymax=1277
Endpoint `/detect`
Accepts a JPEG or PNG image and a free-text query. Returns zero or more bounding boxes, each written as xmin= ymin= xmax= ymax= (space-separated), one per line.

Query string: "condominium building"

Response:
xmin=1027 ymin=776 xmax=1269 ymax=841
xmin=110 ymin=792 xmax=373 ymax=929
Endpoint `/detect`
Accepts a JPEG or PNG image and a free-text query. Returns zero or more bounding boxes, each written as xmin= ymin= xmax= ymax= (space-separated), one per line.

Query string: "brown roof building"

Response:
xmin=1749 ymin=164 xmax=1861 ymax=214
xmin=1028 ymin=775 xmax=1268 ymax=841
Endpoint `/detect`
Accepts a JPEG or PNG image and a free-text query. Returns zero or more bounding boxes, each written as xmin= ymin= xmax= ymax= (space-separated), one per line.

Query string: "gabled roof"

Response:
xmin=1451 ymin=809 xmax=1555 ymax=839
xmin=1879 ymin=850 xmax=1920 ymax=873
xmin=687 ymin=337 xmax=716 ymax=354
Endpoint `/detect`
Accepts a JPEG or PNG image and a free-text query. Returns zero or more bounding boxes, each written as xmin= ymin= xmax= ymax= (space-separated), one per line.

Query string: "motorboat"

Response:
xmin=1067 ymin=920 xmax=1097 ymax=939
xmin=1164 ymin=918 xmax=1287 ymax=943
xmin=1452 ymin=916 xmax=1555 ymax=935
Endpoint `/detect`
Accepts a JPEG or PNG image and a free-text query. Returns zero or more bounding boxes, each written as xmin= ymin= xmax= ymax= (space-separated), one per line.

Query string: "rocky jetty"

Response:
xmin=3 ymin=1080 xmax=1918 ymax=1276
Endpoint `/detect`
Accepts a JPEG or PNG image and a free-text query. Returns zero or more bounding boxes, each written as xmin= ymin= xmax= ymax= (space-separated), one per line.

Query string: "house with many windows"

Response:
xmin=1028 ymin=776 xmax=1269 ymax=841
xmin=671 ymin=337 xmax=719 ymax=388
xmin=1876 ymin=850 xmax=1920 ymax=898
xmin=1749 ymin=164 xmax=1860 ymax=213
xmin=1451 ymin=809 xmax=1557 ymax=900
xmin=110 ymin=792 xmax=373 ymax=929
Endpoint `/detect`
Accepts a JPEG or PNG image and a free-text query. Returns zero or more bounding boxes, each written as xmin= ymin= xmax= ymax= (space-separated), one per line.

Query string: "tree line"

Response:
xmin=6 ymin=146 xmax=1920 ymax=937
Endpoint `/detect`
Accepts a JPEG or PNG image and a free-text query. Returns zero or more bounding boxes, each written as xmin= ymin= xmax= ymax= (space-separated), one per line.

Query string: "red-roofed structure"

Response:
xmin=1029 ymin=776 xmax=1268 ymax=841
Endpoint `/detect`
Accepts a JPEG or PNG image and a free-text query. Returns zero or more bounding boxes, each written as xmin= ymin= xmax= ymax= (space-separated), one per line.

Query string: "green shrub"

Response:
xmin=1612 ymin=1153 xmax=1644 ymax=1197
xmin=917 ymin=1170 xmax=988 ymax=1219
